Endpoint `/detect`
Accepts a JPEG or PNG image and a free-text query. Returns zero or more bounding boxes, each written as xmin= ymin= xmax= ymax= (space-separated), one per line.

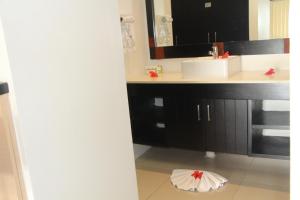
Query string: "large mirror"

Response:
xmin=151 ymin=0 xmax=289 ymax=47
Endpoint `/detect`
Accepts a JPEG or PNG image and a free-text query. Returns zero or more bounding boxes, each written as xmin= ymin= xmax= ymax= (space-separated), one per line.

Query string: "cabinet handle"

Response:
xmin=207 ymin=105 xmax=211 ymax=122
xmin=197 ymin=104 xmax=201 ymax=121
xmin=214 ymin=32 xmax=217 ymax=43
xmin=208 ymin=32 xmax=210 ymax=43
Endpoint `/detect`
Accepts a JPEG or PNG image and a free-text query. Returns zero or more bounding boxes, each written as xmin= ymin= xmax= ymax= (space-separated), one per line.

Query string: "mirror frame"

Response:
xmin=146 ymin=0 xmax=289 ymax=59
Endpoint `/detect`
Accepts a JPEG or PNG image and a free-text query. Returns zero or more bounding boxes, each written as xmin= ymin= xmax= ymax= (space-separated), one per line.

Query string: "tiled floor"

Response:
xmin=0 ymin=117 xmax=20 ymax=200
xmin=135 ymin=147 xmax=290 ymax=200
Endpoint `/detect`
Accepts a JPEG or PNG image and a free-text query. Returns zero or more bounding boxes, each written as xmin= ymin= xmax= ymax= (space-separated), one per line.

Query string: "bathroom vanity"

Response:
xmin=126 ymin=71 xmax=290 ymax=159
xmin=126 ymin=0 xmax=291 ymax=159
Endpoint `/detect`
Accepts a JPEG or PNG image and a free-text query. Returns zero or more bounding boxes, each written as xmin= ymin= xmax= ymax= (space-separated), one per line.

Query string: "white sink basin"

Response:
xmin=181 ymin=56 xmax=241 ymax=79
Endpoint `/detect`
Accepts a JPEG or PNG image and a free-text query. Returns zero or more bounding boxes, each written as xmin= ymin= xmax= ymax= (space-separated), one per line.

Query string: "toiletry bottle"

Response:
xmin=156 ymin=65 xmax=163 ymax=75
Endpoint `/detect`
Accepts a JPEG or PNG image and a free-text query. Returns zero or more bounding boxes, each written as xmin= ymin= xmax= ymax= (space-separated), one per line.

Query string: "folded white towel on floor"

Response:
xmin=170 ymin=169 xmax=228 ymax=192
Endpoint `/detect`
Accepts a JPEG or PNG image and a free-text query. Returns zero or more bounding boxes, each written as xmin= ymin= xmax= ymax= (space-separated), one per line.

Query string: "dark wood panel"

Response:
xmin=225 ymin=100 xmax=236 ymax=153
xmin=145 ymin=0 xmax=155 ymax=47
xmin=148 ymin=39 xmax=289 ymax=59
xmin=235 ymin=100 xmax=248 ymax=155
xmin=150 ymin=44 xmax=212 ymax=59
xmin=127 ymin=83 xmax=290 ymax=100
xmin=214 ymin=100 xmax=226 ymax=152
xmin=224 ymin=39 xmax=288 ymax=55
xmin=167 ymin=96 xmax=205 ymax=150
xmin=198 ymin=84 xmax=289 ymax=100
xmin=0 ymin=82 xmax=9 ymax=95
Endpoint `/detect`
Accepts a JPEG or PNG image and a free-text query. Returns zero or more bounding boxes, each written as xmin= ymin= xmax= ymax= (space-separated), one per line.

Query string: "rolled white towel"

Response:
xmin=262 ymin=129 xmax=290 ymax=137
xmin=262 ymin=100 xmax=290 ymax=111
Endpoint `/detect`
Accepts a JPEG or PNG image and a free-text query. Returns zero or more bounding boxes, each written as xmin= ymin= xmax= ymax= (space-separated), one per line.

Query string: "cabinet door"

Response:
xmin=203 ymin=99 xmax=248 ymax=154
xmin=167 ymin=96 xmax=205 ymax=150
xmin=224 ymin=100 xmax=248 ymax=155
xmin=128 ymin=95 xmax=169 ymax=147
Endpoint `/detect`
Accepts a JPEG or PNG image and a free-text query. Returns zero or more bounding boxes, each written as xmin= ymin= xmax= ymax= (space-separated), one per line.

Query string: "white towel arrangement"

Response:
xmin=171 ymin=169 xmax=228 ymax=192
xmin=155 ymin=15 xmax=173 ymax=47
xmin=160 ymin=16 xmax=173 ymax=23
xmin=262 ymin=129 xmax=290 ymax=137
xmin=120 ymin=15 xmax=135 ymax=51
xmin=262 ymin=100 xmax=290 ymax=111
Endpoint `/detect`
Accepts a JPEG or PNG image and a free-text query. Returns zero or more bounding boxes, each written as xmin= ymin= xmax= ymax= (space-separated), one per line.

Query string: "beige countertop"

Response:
xmin=126 ymin=70 xmax=290 ymax=84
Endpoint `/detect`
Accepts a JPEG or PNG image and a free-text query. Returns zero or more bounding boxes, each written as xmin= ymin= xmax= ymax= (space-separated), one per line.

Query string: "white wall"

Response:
xmin=0 ymin=0 xmax=138 ymax=200
xmin=0 ymin=19 xmax=11 ymax=82
xmin=119 ymin=0 xmax=151 ymax=158
xmin=119 ymin=0 xmax=148 ymax=76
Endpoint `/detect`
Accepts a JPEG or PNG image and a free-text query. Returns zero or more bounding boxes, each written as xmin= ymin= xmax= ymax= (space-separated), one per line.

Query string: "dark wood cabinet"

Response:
xmin=127 ymin=94 xmax=169 ymax=147
xmin=168 ymin=97 xmax=206 ymax=151
xmin=173 ymin=98 xmax=248 ymax=155
xmin=127 ymin=83 xmax=289 ymax=158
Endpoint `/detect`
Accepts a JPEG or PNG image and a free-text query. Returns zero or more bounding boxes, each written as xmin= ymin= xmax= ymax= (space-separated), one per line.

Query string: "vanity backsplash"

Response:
xmin=148 ymin=54 xmax=290 ymax=73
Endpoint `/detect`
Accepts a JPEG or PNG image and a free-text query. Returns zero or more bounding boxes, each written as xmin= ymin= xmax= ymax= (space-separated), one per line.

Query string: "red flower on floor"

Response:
xmin=191 ymin=170 xmax=203 ymax=180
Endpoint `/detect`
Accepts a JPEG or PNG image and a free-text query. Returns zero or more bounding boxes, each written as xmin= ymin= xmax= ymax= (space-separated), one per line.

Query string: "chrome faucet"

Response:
xmin=209 ymin=45 xmax=219 ymax=59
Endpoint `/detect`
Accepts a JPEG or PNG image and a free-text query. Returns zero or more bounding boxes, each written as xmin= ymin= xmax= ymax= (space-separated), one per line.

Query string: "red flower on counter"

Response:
xmin=222 ymin=51 xmax=230 ymax=59
xmin=149 ymin=71 xmax=158 ymax=78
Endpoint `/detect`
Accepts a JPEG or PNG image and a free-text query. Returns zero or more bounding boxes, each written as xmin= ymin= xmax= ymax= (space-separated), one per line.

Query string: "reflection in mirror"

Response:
xmin=153 ymin=0 xmax=174 ymax=46
xmin=152 ymin=0 xmax=289 ymax=47
xmin=250 ymin=0 xmax=289 ymax=40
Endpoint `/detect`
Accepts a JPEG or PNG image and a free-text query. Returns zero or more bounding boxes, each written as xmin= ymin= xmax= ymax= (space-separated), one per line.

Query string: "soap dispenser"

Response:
xmin=209 ymin=45 xmax=219 ymax=59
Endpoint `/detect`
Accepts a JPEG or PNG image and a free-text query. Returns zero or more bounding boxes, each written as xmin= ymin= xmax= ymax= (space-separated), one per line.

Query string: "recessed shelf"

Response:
xmin=252 ymin=111 xmax=290 ymax=129
xmin=252 ymin=135 xmax=290 ymax=157
xmin=249 ymin=100 xmax=290 ymax=159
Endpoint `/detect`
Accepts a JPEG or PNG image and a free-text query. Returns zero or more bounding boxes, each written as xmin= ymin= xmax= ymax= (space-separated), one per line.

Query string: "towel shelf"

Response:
xmin=248 ymin=100 xmax=290 ymax=159
xmin=252 ymin=111 xmax=290 ymax=129
xmin=252 ymin=128 xmax=290 ymax=156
